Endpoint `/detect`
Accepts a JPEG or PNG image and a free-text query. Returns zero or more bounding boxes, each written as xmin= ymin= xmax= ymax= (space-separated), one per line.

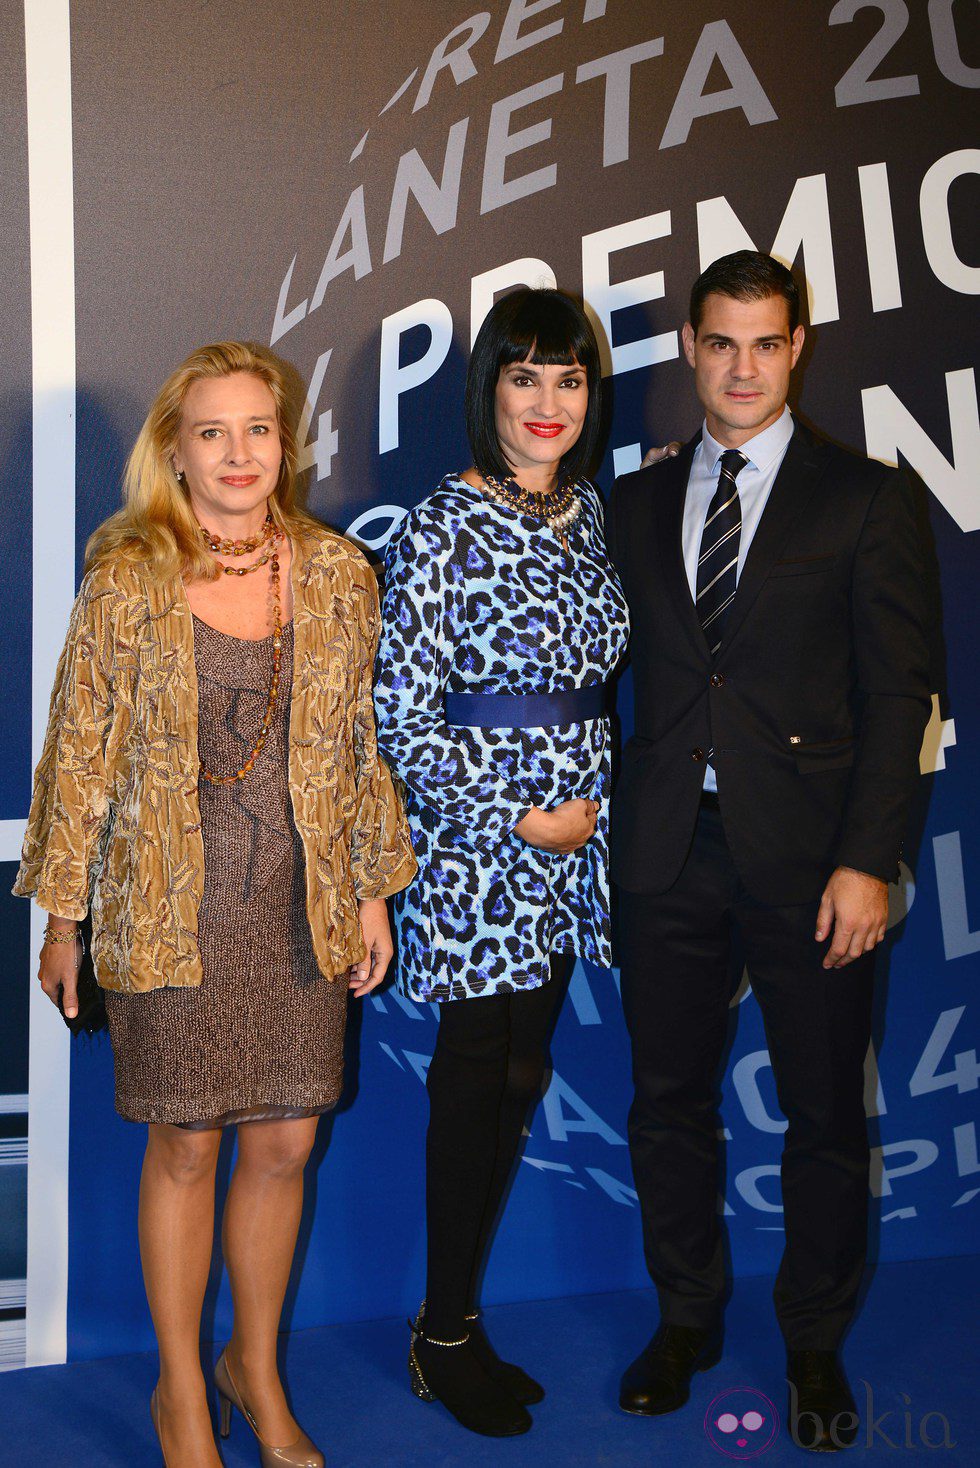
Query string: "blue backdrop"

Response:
xmin=2 ymin=0 xmax=977 ymax=1371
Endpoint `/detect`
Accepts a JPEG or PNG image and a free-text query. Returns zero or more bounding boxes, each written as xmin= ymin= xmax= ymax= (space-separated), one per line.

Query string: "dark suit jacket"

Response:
xmin=607 ymin=421 xmax=932 ymax=904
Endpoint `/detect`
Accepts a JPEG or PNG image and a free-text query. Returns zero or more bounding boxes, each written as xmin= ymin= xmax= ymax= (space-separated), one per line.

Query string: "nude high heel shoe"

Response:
xmin=214 ymin=1349 xmax=324 ymax=1468
xmin=150 ymin=1389 xmax=169 ymax=1467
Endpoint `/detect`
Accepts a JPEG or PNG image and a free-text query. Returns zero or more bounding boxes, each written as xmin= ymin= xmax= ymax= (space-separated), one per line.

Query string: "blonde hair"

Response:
xmin=85 ymin=341 xmax=318 ymax=582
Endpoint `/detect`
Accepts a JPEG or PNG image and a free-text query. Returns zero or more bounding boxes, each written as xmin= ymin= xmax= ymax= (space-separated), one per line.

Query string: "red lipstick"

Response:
xmin=524 ymin=421 xmax=565 ymax=438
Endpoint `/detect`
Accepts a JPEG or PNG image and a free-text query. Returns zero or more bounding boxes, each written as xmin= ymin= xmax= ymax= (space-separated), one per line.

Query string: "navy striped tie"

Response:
xmin=696 ymin=449 xmax=748 ymax=655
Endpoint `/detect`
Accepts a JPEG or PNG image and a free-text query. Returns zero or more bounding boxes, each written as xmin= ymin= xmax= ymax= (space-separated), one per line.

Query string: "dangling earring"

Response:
xmin=173 ymin=464 xmax=184 ymax=483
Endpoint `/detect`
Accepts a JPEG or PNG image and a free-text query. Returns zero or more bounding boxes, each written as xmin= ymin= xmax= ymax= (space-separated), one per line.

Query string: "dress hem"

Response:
xmin=400 ymin=941 xmax=583 ymax=1003
xmin=114 ymin=1091 xmax=342 ymax=1127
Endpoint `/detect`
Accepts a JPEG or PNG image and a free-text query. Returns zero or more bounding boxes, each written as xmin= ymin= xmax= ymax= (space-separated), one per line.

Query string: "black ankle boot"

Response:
xmin=465 ymin=1310 xmax=545 ymax=1405
xmin=408 ymin=1303 xmax=532 ymax=1437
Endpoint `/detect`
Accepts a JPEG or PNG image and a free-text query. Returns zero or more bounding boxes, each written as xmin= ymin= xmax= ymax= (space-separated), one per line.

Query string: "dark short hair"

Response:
xmin=689 ymin=251 xmax=800 ymax=335
xmin=465 ymin=287 xmax=602 ymax=484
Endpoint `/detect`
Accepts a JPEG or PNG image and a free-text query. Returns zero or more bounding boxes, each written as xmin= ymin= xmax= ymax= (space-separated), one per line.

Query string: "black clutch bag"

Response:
xmin=57 ymin=914 xmax=108 ymax=1036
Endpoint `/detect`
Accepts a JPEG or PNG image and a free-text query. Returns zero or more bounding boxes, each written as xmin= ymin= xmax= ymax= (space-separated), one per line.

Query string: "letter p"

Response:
xmin=379 ymin=298 xmax=455 ymax=453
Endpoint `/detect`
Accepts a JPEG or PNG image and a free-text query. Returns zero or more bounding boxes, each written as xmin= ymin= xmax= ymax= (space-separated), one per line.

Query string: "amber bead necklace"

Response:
xmin=197 ymin=512 xmax=285 ymax=786
xmin=199 ymin=512 xmax=278 ymax=574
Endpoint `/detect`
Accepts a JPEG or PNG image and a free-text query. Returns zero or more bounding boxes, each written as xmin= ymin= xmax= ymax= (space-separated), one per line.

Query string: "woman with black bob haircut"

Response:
xmin=465 ymin=285 xmax=603 ymax=485
xmin=374 ymin=287 xmax=629 ymax=1437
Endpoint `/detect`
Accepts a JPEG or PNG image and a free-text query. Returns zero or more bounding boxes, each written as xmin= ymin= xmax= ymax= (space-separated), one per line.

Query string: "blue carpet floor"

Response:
xmin=0 ymin=1255 xmax=975 ymax=1465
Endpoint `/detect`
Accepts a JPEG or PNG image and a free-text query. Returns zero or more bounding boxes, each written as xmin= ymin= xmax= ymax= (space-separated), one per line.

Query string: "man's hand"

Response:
xmin=348 ymin=898 xmax=394 ymax=997
xmin=515 ymin=799 xmax=598 ymax=854
xmin=815 ymin=866 xmax=889 ymax=969
xmin=640 ymin=441 xmax=682 ymax=469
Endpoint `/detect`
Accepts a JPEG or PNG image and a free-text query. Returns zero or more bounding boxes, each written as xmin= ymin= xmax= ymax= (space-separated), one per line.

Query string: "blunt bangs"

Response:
xmin=497 ymin=292 xmax=594 ymax=371
xmin=465 ymin=287 xmax=603 ymax=485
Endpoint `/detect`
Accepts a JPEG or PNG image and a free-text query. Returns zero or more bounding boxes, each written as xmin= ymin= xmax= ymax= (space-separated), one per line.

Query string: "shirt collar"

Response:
xmin=700 ymin=406 xmax=794 ymax=476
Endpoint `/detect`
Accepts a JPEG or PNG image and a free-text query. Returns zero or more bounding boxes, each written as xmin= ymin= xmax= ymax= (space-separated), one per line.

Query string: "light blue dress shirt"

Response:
xmin=682 ymin=406 xmax=795 ymax=791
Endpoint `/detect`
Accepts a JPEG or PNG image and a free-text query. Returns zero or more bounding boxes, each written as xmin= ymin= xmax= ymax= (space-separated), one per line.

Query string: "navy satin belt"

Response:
xmin=444 ymin=683 xmax=606 ymax=728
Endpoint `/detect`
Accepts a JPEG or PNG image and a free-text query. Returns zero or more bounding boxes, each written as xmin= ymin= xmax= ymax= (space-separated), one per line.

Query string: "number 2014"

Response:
xmin=830 ymin=0 xmax=979 ymax=107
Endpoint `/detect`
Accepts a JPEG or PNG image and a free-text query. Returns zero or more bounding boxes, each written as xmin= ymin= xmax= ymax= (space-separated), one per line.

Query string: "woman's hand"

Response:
xmin=515 ymin=799 xmax=598 ymax=854
xmin=348 ymin=898 xmax=394 ymax=997
xmin=641 ymin=441 xmax=682 ymax=469
xmin=38 ymin=920 xmax=83 ymax=1019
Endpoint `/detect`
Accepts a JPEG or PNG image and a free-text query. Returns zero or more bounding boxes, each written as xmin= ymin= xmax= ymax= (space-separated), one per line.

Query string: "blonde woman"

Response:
xmin=16 ymin=342 xmax=415 ymax=1468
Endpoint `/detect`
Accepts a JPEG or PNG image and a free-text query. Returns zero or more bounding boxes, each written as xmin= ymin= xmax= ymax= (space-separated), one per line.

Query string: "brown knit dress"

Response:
xmin=105 ymin=617 xmax=349 ymax=1127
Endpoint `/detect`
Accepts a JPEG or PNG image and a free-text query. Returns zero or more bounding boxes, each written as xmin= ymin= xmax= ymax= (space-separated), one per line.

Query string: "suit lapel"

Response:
xmin=720 ymin=422 xmax=830 ymax=653
xmin=653 ymin=433 xmax=711 ymax=661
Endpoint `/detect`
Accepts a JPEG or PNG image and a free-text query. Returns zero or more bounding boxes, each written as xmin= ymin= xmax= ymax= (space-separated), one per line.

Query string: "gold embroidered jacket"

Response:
xmin=15 ymin=527 xmax=416 ymax=992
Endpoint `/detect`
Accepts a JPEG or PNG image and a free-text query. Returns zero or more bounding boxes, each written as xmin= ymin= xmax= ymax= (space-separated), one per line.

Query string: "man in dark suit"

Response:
xmin=607 ymin=251 xmax=931 ymax=1452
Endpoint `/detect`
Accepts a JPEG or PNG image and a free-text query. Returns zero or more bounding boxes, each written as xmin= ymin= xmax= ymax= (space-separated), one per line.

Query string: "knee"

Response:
xmin=502 ymin=1052 xmax=547 ymax=1110
xmin=237 ymin=1124 xmax=316 ymax=1181
xmin=147 ymin=1126 xmax=220 ymax=1186
xmin=629 ymin=1069 xmax=719 ymax=1133
xmin=782 ymin=1092 xmax=867 ymax=1153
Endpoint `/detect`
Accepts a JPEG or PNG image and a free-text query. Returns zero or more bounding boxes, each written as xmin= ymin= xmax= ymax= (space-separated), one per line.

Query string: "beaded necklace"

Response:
xmin=480 ymin=474 xmax=583 ymax=538
xmin=199 ymin=513 xmax=277 ymax=573
xmin=197 ymin=516 xmax=285 ymax=786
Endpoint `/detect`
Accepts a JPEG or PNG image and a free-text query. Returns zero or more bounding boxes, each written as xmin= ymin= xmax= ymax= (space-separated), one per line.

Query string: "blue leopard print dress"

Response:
xmin=374 ymin=473 xmax=630 ymax=1003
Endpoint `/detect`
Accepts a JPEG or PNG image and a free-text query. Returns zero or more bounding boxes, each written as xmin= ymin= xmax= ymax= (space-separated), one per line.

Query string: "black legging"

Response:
xmin=422 ymin=957 xmax=573 ymax=1339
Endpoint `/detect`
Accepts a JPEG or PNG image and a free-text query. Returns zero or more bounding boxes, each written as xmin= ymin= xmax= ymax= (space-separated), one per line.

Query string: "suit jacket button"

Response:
xmin=691 ymin=747 xmax=705 ymax=762
xmin=710 ymin=673 xmax=725 ymax=688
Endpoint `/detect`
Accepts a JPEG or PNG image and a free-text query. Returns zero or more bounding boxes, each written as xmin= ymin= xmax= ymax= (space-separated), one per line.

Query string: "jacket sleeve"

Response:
xmin=14 ymin=572 xmax=116 ymax=919
xmin=373 ymin=499 xmax=532 ymax=846
xmin=835 ymin=468 xmax=933 ymax=883
xmin=348 ymin=560 xmax=418 ymax=900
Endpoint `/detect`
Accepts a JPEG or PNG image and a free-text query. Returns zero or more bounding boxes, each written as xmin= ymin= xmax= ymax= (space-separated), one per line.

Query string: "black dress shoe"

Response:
xmin=619 ymin=1322 xmax=722 ymax=1416
xmin=787 ymin=1350 xmax=858 ymax=1452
